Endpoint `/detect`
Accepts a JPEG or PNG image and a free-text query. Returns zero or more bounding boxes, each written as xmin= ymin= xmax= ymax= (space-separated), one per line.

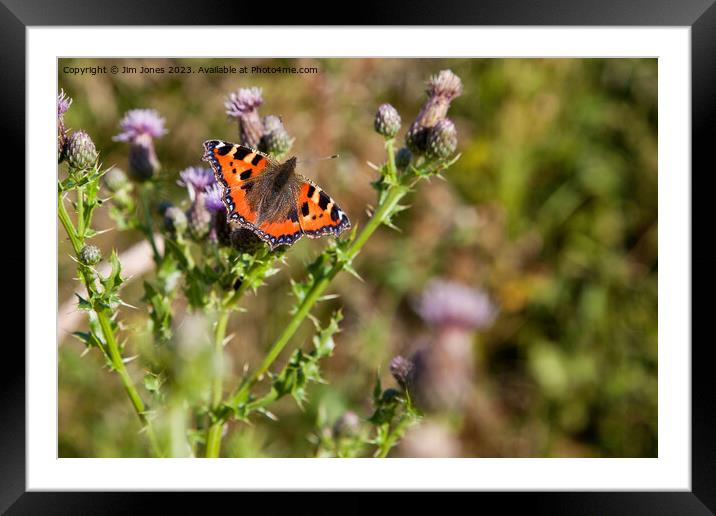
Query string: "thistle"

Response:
xmin=57 ymin=89 xmax=73 ymax=163
xmin=79 ymin=244 xmax=102 ymax=266
xmin=113 ymin=109 xmax=167 ymax=181
xmin=65 ymin=130 xmax=98 ymax=172
xmin=259 ymin=115 xmax=294 ymax=158
xmin=406 ymin=69 xmax=463 ymax=155
xmin=225 ymin=87 xmax=264 ymax=147
xmin=374 ymin=103 xmax=401 ymax=139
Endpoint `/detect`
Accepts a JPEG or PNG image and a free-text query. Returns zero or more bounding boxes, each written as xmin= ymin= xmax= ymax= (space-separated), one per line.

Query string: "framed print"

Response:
xmin=4 ymin=0 xmax=710 ymax=512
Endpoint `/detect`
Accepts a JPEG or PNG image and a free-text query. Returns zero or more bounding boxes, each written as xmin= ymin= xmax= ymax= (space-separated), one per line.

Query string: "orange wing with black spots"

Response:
xmin=296 ymin=179 xmax=351 ymax=238
xmin=203 ymin=139 xmax=274 ymax=226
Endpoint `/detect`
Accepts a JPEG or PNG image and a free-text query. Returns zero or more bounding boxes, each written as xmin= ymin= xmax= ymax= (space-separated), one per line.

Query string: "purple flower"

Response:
xmin=204 ymin=183 xmax=226 ymax=213
xmin=426 ymin=69 xmax=463 ymax=100
xmin=57 ymin=89 xmax=72 ymax=118
xmin=57 ymin=90 xmax=73 ymax=162
xmin=178 ymin=166 xmax=215 ymax=199
xmin=390 ymin=355 xmax=414 ymax=389
xmin=225 ymin=87 xmax=263 ymax=118
xmin=414 ymin=279 xmax=497 ymax=330
xmin=225 ymin=87 xmax=264 ymax=147
xmin=113 ymin=109 xmax=168 ymax=142
xmin=406 ymin=70 xmax=462 ymax=155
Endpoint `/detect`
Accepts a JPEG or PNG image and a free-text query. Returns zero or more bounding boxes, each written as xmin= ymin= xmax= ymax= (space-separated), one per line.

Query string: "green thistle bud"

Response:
xmin=79 ymin=244 xmax=102 ymax=266
xmin=65 ymin=130 xmax=98 ymax=171
xmin=374 ymin=103 xmax=401 ymax=139
xmin=395 ymin=147 xmax=412 ymax=171
xmin=103 ymin=167 xmax=129 ymax=193
xmin=425 ymin=119 xmax=458 ymax=160
xmin=259 ymin=115 xmax=294 ymax=158
xmin=164 ymin=206 xmax=187 ymax=235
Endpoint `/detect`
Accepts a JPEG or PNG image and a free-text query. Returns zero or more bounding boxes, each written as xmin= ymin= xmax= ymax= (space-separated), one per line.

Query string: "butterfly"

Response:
xmin=203 ymin=139 xmax=351 ymax=250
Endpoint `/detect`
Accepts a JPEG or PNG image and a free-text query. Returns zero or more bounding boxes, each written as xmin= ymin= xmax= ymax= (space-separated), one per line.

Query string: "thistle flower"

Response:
xmin=113 ymin=109 xmax=167 ymax=181
xmin=113 ymin=109 xmax=168 ymax=142
xmin=225 ymin=87 xmax=264 ymax=147
xmin=65 ymin=130 xmax=98 ymax=171
xmin=395 ymin=147 xmax=412 ymax=171
xmin=374 ymin=103 xmax=401 ymax=139
xmin=178 ymin=166 xmax=215 ymax=199
xmin=204 ymin=183 xmax=226 ymax=214
xmin=259 ymin=115 xmax=294 ymax=157
xmin=406 ymin=69 xmax=462 ymax=155
xmin=163 ymin=206 xmax=187 ymax=235
xmin=79 ymin=244 xmax=102 ymax=266
xmin=57 ymin=89 xmax=72 ymax=118
xmin=414 ymin=280 xmax=496 ymax=331
xmin=425 ymin=119 xmax=458 ymax=161
xmin=57 ymin=89 xmax=74 ymax=163
xmin=390 ymin=355 xmax=414 ymax=389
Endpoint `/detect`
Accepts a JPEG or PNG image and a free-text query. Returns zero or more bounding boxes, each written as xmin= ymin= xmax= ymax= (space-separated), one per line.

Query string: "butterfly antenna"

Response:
xmin=297 ymin=154 xmax=339 ymax=164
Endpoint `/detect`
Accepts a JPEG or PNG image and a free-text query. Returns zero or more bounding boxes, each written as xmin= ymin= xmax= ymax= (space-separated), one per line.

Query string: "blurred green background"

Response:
xmin=58 ymin=58 xmax=657 ymax=458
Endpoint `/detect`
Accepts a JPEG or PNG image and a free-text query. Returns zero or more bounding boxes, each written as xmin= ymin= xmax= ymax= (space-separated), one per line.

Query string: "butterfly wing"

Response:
xmin=296 ymin=178 xmax=351 ymax=238
xmin=203 ymin=139 xmax=276 ymax=227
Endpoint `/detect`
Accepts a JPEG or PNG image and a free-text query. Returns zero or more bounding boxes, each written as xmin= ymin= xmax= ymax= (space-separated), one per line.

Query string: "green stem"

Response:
xmin=375 ymin=416 xmax=412 ymax=458
xmin=58 ymin=195 xmax=82 ymax=254
xmin=59 ymin=190 xmax=162 ymax=457
xmin=76 ymin=188 xmax=86 ymax=238
xmin=140 ymin=183 xmax=161 ymax=263
xmin=205 ymin=309 xmax=230 ymax=458
xmin=96 ymin=310 xmax=162 ymax=457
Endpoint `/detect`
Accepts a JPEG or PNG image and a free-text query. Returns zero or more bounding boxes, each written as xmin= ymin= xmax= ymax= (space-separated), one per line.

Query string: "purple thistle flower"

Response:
xmin=204 ymin=183 xmax=226 ymax=213
xmin=57 ymin=89 xmax=72 ymax=118
xmin=113 ymin=109 xmax=168 ymax=142
xmin=406 ymin=69 xmax=462 ymax=155
xmin=390 ymin=355 xmax=415 ymax=389
xmin=225 ymin=87 xmax=264 ymax=147
xmin=414 ymin=279 xmax=497 ymax=330
xmin=178 ymin=166 xmax=215 ymax=196
xmin=225 ymin=87 xmax=264 ymax=118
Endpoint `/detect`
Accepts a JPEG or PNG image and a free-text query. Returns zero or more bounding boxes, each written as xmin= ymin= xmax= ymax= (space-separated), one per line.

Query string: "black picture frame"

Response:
xmin=3 ymin=1 xmax=708 ymax=512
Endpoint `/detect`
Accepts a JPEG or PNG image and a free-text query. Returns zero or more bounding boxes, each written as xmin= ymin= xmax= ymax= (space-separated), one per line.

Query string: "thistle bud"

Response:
xmin=395 ymin=147 xmax=412 ymax=171
xmin=390 ymin=355 xmax=414 ymax=389
xmin=79 ymin=244 xmax=102 ymax=266
xmin=425 ymin=119 xmax=458 ymax=161
xmin=65 ymin=130 xmax=98 ymax=171
xmin=103 ymin=167 xmax=129 ymax=193
xmin=186 ymin=193 xmax=212 ymax=240
xmin=259 ymin=115 xmax=294 ymax=157
xmin=374 ymin=103 xmax=401 ymax=139
xmin=163 ymin=206 xmax=187 ymax=235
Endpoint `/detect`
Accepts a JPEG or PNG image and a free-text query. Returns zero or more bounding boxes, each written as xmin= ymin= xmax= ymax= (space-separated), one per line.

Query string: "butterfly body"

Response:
xmin=203 ymin=140 xmax=350 ymax=249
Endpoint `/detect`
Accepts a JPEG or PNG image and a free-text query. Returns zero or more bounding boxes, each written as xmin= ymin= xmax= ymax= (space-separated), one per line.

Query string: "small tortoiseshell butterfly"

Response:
xmin=203 ymin=139 xmax=351 ymax=250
